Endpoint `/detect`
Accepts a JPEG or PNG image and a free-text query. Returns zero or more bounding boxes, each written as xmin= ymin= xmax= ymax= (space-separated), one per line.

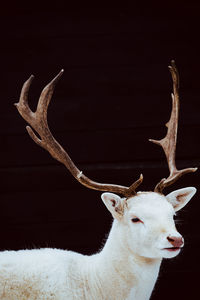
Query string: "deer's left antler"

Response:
xmin=149 ymin=60 xmax=197 ymax=193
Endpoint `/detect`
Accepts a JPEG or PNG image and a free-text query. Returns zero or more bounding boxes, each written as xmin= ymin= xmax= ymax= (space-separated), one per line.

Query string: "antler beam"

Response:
xmin=15 ymin=70 xmax=143 ymax=197
xmin=149 ymin=60 xmax=197 ymax=193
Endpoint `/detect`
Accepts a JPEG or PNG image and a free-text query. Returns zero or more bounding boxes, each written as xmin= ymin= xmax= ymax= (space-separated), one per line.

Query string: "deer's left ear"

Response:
xmin=101 ymin=193 xmax=125 ymax=220
xmin=166 ymin=187 xmax=197 ymax=212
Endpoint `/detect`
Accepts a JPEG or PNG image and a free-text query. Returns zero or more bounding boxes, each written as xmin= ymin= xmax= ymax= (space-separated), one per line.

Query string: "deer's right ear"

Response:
xmin=101 ymin=193 xmax=124 ymax=220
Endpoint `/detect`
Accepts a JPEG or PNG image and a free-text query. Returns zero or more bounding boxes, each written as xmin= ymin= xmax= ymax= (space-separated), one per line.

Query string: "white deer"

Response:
xmin=0 ymin=61 xmax=197 ymax=300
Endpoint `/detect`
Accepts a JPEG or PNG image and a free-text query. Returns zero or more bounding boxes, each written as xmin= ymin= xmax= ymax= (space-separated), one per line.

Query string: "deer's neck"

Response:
xmin=97 ymin=220 xmax=162 ymax=300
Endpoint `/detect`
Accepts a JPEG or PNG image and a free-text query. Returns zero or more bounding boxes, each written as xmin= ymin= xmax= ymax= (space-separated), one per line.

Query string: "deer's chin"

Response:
xmin=160 ymin=247 xmax=182 ymax=258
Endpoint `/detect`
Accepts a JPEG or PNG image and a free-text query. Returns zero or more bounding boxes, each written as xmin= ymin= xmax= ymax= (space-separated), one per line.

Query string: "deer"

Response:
xmin=0 ymin=61 xmax=197 ymax=300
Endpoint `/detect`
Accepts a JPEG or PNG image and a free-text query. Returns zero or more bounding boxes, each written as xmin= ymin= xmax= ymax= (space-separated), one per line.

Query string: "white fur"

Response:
xmin=0 ymin=187 xmax=196 ymax=299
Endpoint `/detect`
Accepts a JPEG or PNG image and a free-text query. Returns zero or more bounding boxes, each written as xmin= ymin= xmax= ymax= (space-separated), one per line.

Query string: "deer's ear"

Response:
xmin=101 ymin=193 xmax=124 ymax=220
xmin=166 ymin=187 xmax=197 ymax=212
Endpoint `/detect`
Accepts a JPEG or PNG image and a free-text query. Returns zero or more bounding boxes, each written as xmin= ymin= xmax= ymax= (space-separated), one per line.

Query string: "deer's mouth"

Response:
xmin=163 ymin=247 xmax=182 ymax=252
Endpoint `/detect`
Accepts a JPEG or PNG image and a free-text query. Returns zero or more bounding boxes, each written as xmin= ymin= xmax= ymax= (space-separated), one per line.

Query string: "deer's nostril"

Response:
xmin=167 ymin=236 xmax=174 ymax=242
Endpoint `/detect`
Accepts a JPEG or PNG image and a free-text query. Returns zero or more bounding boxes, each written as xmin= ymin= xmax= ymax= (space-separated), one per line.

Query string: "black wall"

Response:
xmin=1 ymin=2 xmax=200 ymax=299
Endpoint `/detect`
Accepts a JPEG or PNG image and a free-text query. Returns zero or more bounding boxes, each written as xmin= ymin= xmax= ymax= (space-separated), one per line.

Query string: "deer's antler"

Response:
xmin=15 ymin=70 xmax=143 ymax=197
xmin=149 ymin=60 xmax=197 ymax=193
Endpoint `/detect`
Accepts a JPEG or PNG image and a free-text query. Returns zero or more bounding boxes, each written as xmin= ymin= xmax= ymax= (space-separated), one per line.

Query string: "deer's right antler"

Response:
xmin=15 ymin=70 xmax=143 ymax=197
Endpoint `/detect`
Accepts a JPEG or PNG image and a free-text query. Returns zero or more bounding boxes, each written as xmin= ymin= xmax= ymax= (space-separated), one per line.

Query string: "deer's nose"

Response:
xmin=167 ymin=236 xmax=184 ymax=247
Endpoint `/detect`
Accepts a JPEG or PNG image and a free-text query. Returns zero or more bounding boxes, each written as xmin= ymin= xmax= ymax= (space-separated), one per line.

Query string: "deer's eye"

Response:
xmin=131 ymin=218 xmax=142 ymax=223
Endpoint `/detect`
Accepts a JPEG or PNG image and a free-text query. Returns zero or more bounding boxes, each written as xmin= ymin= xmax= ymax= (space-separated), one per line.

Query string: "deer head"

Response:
xmin=101 ymin=188 xmax=196 ymax=259
xmin=15 ymin=61 xmax=197 ymax=259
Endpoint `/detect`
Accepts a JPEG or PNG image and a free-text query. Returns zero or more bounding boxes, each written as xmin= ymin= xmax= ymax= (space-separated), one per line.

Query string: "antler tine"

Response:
xmin=149 ymin=60 xmax=197 ymax=193
xmin=15 ymin=75 xmax=35 ymax=120
xmin=37 ymin=69 xmax=64 ymax=123
xmin=15 ymin=70 xmax=143 ymax=197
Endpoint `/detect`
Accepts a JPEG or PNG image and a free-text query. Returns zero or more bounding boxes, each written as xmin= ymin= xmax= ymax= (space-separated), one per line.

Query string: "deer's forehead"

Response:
xmin=127 ymin=192 xmax=174 ymax=217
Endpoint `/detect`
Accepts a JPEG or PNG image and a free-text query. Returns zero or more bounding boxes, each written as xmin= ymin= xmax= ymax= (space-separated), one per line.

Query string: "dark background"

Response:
xmin=0 ymin=2 xmax=200 ymax=299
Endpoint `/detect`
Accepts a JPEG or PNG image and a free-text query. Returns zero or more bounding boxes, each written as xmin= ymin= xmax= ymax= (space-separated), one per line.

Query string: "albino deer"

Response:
xmin=0 ymin=61 xmax=197 ymax=300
